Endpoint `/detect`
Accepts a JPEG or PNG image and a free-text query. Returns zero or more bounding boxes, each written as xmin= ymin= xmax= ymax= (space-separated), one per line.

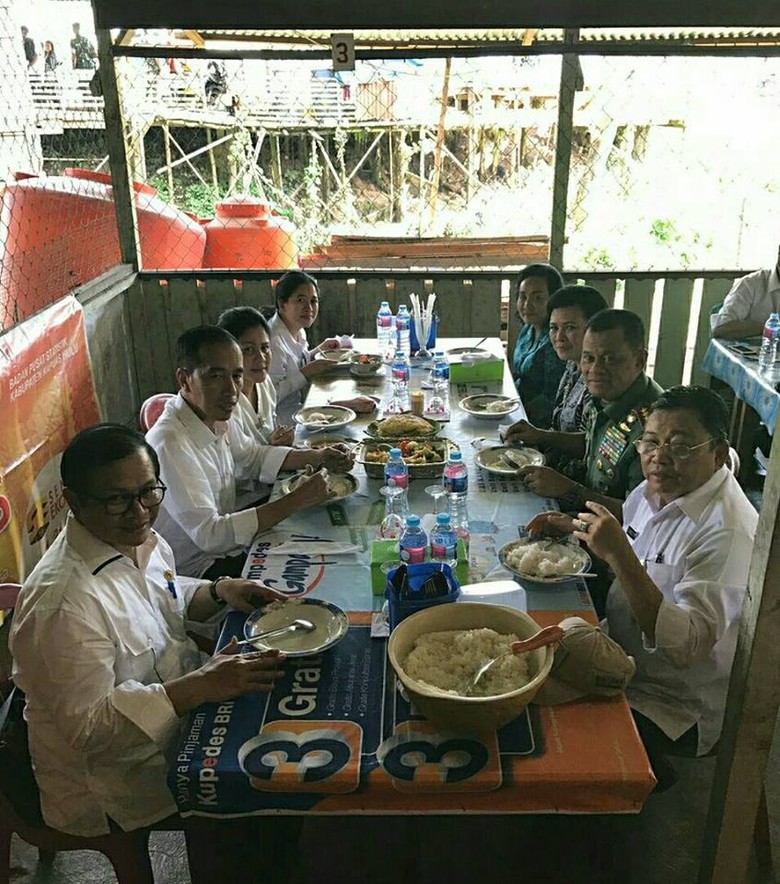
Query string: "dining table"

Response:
xmin=168 ymin=337 xmax=655 ymax=821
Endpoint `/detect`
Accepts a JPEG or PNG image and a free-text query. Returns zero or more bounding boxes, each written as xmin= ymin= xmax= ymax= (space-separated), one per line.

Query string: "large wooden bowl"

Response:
xmin=387 ymin=602 xmax=554 ymax=735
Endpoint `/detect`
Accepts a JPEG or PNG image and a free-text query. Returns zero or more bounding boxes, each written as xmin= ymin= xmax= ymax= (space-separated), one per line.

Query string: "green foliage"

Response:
xmin=582 ymin=248 xmax=616 ymax=270
xmin=182 ymin=183 xmax=220 ymax=219
xmin=650 ymin=218 xmax=679 ymax=244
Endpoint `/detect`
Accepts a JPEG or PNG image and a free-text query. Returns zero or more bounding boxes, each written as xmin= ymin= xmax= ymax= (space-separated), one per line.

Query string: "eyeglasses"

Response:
xmin=85 ymin=484 xmax=167 ymax=515
xmin=633 ymin=439 xmax=715 ymax=459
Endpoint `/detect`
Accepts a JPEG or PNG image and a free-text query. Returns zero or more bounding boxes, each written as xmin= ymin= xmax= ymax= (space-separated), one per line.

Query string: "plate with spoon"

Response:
xmin=475 ymin=445 xmax=545 ymax=475
xmin=240 ymin=598 xmax=349 ymax=657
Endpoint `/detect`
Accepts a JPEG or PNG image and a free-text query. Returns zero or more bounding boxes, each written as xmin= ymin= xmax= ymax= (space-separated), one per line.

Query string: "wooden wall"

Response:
xmin=126 ymin=269 xmax=738 ymax=407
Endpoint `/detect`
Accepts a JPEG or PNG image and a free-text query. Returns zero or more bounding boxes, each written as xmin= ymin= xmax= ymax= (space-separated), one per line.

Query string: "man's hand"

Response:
xmin=330 ymin=396 xmax=378 ymax=414
xmin=213 ymin=579 xmax=285 ymax=613
xmin=301 ymin=359 xmax=337 ymax=379
xmin=288 ymin=470 xmax=335 ymax=508
xmin=571 ymin=501 xmax=631 ymax=565
xmin=193 ymin=641 xmax=285 ymax=702
xmin=317 ymin=446 xmax=355 ymax=473
xmin=503 ymin=419 xmax=544 ymax=446
xmin=525 ymin=511 xmax=577 ymax=539
xmin=518 ymin=465 xmax=575 ymax=499
xmin=269 ymin=425 xmax=295 ymax=447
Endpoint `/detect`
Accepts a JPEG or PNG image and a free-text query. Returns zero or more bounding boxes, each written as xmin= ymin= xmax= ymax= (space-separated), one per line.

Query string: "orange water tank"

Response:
xmin=0 ymin=169 xmax=206 ymax=330
xmin=202 ymin=197 xmax=298 ymax=270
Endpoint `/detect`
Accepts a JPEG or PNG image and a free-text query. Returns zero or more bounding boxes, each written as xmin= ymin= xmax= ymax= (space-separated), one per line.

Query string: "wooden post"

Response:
xmin=698 ymin=421 xmax=780 ymax=883
xmin=271 ymin=132 xmax=282 ymax=190
xmin=207 ymin=128 xmax=219 ymax=192
xmin=95 ymin=29 xmax=139 ymax=268
xmin=549 ymin=27 xmax=579 ymax=270
xmin=418 ymin=125 xmax=425 ymax=237
xmin=390 ymin=128 xmax=406 ymax=224
xmin=163 ymin=123 xmax=175 ymax=203
xmin=427 ymin=56 xmax=452 ymax=229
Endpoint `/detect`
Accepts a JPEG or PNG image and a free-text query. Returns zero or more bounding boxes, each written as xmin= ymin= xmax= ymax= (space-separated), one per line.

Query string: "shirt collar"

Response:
xmin=65 ymin=512 xmax=161 ymax=575
xmin=602 ymin=372 xmax=651 ymax=420
xmin=769 ymin=266 xmax=780 ymax=291
xmin=270 ymin=312 xmax=308 ymax=348
xmin=171 ymin=392 xmax=228 ymax=448
xmin=642 ymin=465 xmax=730 ymax=523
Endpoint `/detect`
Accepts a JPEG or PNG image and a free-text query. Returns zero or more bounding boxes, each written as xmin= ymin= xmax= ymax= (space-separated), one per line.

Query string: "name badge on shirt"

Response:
xmin=626 ymin=525 xmax=638 ymax=539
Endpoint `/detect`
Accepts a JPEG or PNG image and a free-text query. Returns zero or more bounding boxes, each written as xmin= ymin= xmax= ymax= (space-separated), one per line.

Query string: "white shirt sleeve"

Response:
xmin=269 ymin=335 xmax=308 ymax=404
xmin=228 ymin=418 xmax=292 ymax=485
xmin=155 ymin=432 xmax=259 ymax=553
xmin=642 ymin=529 xmax=746 ymax=669
xmin=29 ymin=609 xmax=181 ymax=754
xmin=712 ymin=276 xmax=756 ymax=327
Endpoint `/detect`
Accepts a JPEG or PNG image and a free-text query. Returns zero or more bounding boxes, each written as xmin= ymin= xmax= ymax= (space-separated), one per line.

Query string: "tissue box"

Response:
xmin=370 ymin=538 xmax=469 ymax=595
xmin=449 ymin=358 xmax=505 ymax=383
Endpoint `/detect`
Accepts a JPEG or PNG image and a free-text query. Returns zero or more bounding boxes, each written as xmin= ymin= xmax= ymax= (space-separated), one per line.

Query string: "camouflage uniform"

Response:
xmin=71 ymin=34 xmax=96 ymax=69
xmin=583 ymin=373 xmax=664 ymax=501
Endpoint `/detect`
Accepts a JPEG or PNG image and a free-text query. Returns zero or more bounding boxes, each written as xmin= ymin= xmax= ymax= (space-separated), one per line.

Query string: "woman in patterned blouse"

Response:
xmin=506 ymin=285 xmax=608 ymax=473
xmin=511 ymin=263 xmax=565 ymax=426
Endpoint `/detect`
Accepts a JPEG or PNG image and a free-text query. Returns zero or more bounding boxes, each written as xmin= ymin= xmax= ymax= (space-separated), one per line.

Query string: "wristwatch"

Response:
xmin=209 ymin=576 xmax=230 ymax=605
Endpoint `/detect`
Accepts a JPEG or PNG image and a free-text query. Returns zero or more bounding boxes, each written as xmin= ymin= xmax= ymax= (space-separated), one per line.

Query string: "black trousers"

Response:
xmin=632 ymin=709 xmax=698 ymax=792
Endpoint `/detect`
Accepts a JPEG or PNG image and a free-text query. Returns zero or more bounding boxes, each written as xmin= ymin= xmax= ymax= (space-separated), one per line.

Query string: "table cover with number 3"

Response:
xmin=169 ymin=338 xmax=655 ymax=816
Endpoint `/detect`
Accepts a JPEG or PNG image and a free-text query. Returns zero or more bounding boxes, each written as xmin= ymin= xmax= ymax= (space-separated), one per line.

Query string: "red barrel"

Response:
xmin=202 ymin=197 xmax=298 ymax=270
xmin=0 ymin=169 xmax=206 ymax=330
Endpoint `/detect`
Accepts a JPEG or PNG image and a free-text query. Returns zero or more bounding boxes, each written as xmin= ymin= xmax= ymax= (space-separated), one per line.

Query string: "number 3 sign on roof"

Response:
xmin=331 ymin=33 xmax=355 ymax=72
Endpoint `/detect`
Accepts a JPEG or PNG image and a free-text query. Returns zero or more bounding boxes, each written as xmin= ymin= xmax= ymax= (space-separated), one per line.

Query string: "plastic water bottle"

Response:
xmin=430 ymin=512 xmax=457 ymax=564
xmin=759 ymin=312 xmax=780 ymax=372
xmin=391 ymin=350 xmax=410 ymax=405
xmin=376 ymin=301 xmax=394 ymax=358
xmin=443 ymin=450 xmax=468 ymax=495
xmin=399 ymin=514 xmax=428 ymax=565
xmin=431 ymin=350 xmax=450 ymax=383
xmin=384 ymin=448 xmax=409 ymax=491
xmin=448 ymin=494 xmax=470 ymax=544
xmin=396 ymin=305 xmax=411 ymax=357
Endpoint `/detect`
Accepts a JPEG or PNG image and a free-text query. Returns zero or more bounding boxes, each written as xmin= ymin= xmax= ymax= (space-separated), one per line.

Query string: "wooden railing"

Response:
xmin=127 ymin=269 xmax=739 ymax=404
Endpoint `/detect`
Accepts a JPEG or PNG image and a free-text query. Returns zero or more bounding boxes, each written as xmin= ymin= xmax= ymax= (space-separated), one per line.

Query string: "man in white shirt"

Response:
xmin=10 ymin=423 xmax=286 ymax=841
xmin=528 ymin=386 xmax=757 ymax=788
xmin=711 ymin=244 xmax=780 ymax=339
xmin=147 ymin=325 xmax=354 ymax=578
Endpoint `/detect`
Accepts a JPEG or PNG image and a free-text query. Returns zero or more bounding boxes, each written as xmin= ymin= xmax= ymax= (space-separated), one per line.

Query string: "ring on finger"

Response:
xmin=578 ymin=519 xmax=589 ymax=533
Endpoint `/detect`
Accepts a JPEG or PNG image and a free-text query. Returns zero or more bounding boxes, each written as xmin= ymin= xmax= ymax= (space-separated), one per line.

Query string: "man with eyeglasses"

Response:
xmin=10 ymin=423 xmax=287 ymax=846
xmin=519 ymin=308 xmax=663 ymax=518
xmin=527 ymin=386 xmax=757 ymax=789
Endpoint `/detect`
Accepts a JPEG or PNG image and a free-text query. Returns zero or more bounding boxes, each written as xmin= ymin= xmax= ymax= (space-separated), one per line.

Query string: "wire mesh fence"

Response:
xmin=2 ymin=25 xmax=780 ymax=332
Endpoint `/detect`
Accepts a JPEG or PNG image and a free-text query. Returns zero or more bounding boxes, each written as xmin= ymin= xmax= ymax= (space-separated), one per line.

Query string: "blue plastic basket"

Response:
xmin=385 ymin=562 xmax=460 ymax=630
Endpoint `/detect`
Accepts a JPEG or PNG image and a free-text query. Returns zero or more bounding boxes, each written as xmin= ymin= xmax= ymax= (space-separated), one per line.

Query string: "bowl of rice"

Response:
xmin=387 ymin=602 xmax=554 ymax=734
xmin=498 ymin=537 xmax=591 ymax=587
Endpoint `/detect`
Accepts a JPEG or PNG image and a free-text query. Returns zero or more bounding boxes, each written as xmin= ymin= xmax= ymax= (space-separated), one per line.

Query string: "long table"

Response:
xmin=169 ymin=338 xmax=655 ymax=818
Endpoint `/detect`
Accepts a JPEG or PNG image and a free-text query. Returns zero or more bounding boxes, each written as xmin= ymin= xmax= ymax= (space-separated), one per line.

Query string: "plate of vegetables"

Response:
xmin=356 ymin=438 xmax=458 ymax=479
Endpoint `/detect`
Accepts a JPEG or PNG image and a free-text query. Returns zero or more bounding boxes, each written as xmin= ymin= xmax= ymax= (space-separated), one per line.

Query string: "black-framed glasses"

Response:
xmin=86 ymin=483 xmax=167 ymax=515
xmin=633 ymin=439 xmax=714 ymax=459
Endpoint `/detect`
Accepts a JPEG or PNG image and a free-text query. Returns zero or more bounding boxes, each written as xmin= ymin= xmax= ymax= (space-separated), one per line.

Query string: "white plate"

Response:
xmin=278 ymin=471 xmax=358 ymax=501
xmin=459 ymin=394 xmax=520 ymax=419
xmin=349 ymin=364 xmax=385 ymax=380
xmin=302 ymin=434 xmax=357 ymax=450
xmin=447 ymin=346 xmax=488 ymax=356
xmin=293 ymin=405 xmax=357 ymax=430
xmin=476 ymin=445 xmax=545 ymax=474
xmin=244 ymin=599 xmax=349 ymax=657
xmin=318 ymin=349 xmax=355 ymax=363
xmin=498 ymin=537 xmax=591 ymax=585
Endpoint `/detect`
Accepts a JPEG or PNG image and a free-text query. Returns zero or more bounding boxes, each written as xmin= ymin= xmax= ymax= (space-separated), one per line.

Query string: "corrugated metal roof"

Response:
xmin=162 ymin=27 xmax=780 ymax=48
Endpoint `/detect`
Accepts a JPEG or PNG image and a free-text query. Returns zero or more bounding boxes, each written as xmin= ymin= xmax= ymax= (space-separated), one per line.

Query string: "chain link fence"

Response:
xmin=2 ymin=25 xmax=780 ymax=331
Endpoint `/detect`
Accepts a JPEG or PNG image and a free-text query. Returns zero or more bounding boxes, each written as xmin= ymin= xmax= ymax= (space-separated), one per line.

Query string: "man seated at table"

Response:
xmin=10 ymin=423 xmax=286 ymax=841
xmin=527 ymin=386 xmax=757 ymax=788
xmin=712 ymin=243 xmax=780 ymax=339
xmin=147 ymin=325 xmax=354 ymax=579
xmin=512 ymin=308 xmax=663 ymax=518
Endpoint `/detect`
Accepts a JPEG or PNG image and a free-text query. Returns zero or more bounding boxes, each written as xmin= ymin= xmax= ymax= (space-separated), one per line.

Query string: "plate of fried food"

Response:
xmin=365 ymin=414 xmax=441 ymax=439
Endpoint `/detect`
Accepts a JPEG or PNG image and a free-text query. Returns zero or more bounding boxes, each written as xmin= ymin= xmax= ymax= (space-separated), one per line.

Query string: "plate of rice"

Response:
xmin=498 ymin=537 xmax=591 ymax=585
xmin=403 ymin=627 xmax=532 ymax=698
xmin=459 ymin=394 xmax=520 ymax=419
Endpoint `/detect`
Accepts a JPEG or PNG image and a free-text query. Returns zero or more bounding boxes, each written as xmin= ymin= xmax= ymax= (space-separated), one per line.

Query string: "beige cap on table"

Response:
xmin=534 ymin=616 xmax=636 ymax=705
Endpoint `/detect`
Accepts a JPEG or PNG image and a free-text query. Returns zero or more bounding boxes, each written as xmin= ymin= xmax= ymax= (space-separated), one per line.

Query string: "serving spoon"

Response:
xmin=467 ymin=625 xmax=564 ymax=695
xmin=235 ymin=618 xmax=316 ymax=650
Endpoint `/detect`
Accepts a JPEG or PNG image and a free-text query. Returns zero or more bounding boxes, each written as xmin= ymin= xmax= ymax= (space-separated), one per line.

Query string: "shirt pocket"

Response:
xmin=114 ymin=631 xmax=158 ymax=685
xmin=645 ymin=561 xmax=685 ymax=603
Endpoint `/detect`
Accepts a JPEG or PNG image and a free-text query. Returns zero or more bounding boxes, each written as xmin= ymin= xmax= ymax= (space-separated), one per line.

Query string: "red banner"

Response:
xmin=0 ymin=297 xmax=100 ymax=583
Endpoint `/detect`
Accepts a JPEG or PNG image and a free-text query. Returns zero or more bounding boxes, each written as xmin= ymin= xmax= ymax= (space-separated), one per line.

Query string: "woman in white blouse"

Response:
xmin=267 ymin=271 xmax=343 ymax=424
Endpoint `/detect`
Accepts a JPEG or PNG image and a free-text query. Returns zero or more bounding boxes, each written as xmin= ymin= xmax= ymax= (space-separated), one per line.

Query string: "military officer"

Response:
xmin=519 ymin=309 xmax=663 ymax=519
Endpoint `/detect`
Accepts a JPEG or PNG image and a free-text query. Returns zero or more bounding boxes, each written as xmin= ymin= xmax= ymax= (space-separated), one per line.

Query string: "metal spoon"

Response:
xmin=467 ymin=625 xmax=564 ymax=695
xmin=235 ymin=618 xmax=316 ymax=650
